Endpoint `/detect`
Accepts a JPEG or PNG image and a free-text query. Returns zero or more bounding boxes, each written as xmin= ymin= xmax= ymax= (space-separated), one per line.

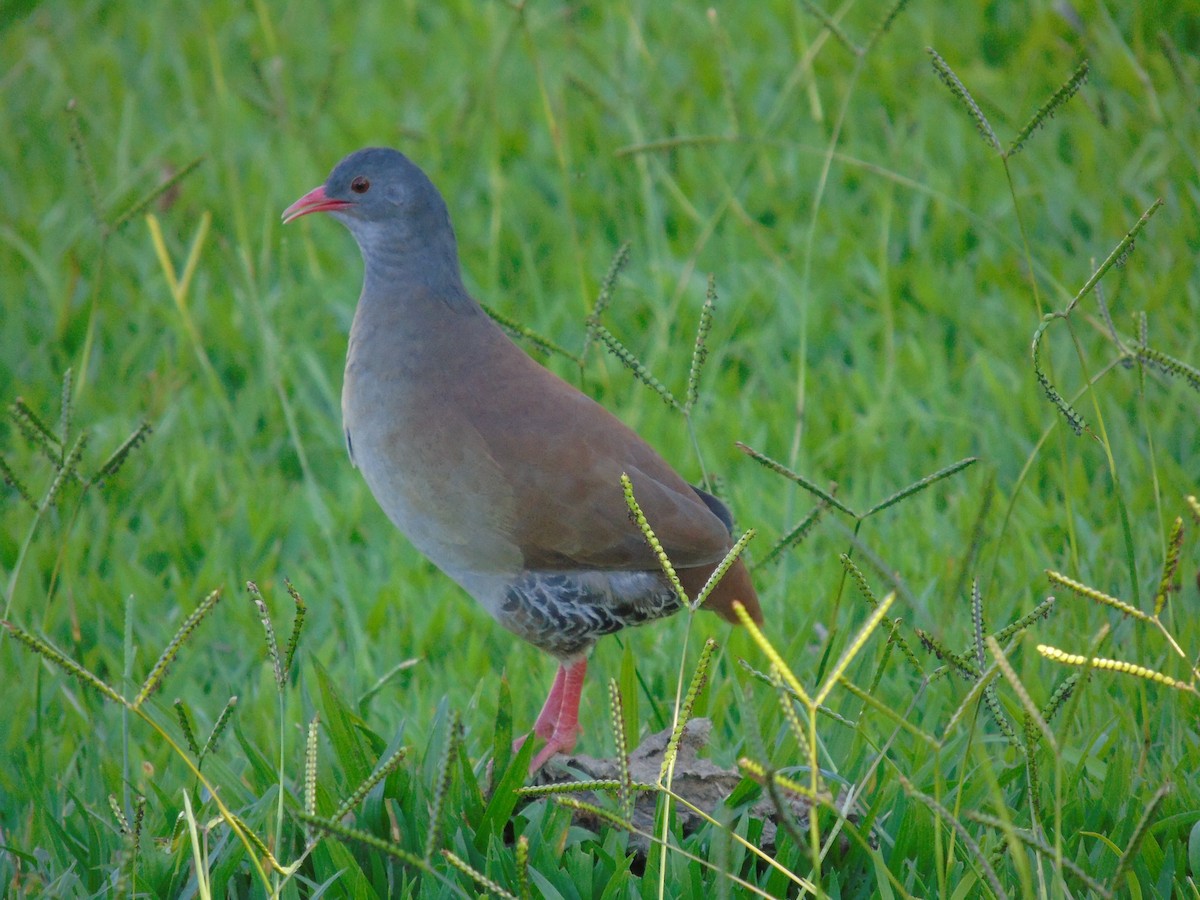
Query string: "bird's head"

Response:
xmin=283 ymin=147 xmax=447 ymax=223
xmin=283 ymin=147 xmax=462 ymax=286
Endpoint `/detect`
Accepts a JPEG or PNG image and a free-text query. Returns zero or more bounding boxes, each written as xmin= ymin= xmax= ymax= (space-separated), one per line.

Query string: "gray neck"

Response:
xmin=342 ymin=211 xmax=481 ymax=318
xmin=361 ymin=244 xmax=479 ymax=317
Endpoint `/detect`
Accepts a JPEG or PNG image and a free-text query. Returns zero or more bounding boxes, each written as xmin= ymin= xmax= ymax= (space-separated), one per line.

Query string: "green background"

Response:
xmin=1 ymin=1 xmax=1197 ymax=896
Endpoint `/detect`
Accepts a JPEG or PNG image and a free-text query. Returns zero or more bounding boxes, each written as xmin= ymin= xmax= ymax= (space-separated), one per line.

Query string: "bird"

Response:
xmin=283 ymin=147 xmax=761 ymax=771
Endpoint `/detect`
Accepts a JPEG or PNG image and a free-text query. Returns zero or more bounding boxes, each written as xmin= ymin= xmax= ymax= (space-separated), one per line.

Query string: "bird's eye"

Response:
xmin=350 ymin=176 xmax=370 ymax=194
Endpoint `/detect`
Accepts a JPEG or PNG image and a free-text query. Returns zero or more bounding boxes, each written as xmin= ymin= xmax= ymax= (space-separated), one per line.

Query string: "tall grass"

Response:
xmin=2 ymin=1 xmax=1198 ymax=896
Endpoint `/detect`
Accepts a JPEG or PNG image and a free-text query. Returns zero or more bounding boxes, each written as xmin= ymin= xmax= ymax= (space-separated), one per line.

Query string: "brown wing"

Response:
xmin=462 ymin=334 xmax=763 ymax=624
xmin=466 ymin=353 xmax=724 ymax=565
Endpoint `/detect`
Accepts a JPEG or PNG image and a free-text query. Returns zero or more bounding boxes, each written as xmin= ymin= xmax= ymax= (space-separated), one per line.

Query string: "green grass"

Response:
xmin=2 ymin=1 xmax=1199 ymax=896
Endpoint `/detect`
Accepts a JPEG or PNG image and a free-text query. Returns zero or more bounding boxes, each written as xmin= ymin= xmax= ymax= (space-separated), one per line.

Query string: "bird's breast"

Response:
xmin=341 ymin=334 xmax=525 ymax=589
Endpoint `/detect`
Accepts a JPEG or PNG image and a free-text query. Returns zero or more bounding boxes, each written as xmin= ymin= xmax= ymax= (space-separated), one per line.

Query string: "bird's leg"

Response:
xmin=529 ymin=658 xmax=586 ymax=771
xmin=513 ymin=663 xmax=567 ymax=757
xmin=532 ymin=664 xmax=568 ymax=739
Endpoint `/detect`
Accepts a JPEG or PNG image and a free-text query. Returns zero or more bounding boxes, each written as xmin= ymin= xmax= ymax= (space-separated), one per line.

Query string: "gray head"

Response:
xmin=283 ymin=147 xmax=465 ymax=295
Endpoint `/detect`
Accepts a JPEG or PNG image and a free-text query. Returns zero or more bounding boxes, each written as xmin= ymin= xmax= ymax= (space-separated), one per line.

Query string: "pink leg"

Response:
xmin=529 ymin=658 xmax=587 ymax=772
xmin=532 ymin=665 xmax=568 ymax=739
xmin=512 ymin=665 xmax=567 ymax=755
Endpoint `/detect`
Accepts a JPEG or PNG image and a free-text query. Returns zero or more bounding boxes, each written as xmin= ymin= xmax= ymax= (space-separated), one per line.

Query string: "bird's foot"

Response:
xmin=519 ymin=658 xmax=588 ymax=772
xmin=511 ymin=711 xmax=559 ymax=755
xmin=529 ymin=727 xmax=579 ymax=772
xmin=513 ymin=718 xmax=581 ymax=768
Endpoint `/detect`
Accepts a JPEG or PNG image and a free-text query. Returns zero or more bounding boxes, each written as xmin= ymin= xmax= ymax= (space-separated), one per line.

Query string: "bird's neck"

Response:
xmin=357 ymin=236 xmax=480 ymax=321
xmin=348 ymin=245 xmax=490 ymax=380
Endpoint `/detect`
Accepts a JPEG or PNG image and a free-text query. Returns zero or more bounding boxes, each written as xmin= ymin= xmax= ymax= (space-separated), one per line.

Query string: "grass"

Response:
xmin=2 ymin=0 xmax=1199 ymax=896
